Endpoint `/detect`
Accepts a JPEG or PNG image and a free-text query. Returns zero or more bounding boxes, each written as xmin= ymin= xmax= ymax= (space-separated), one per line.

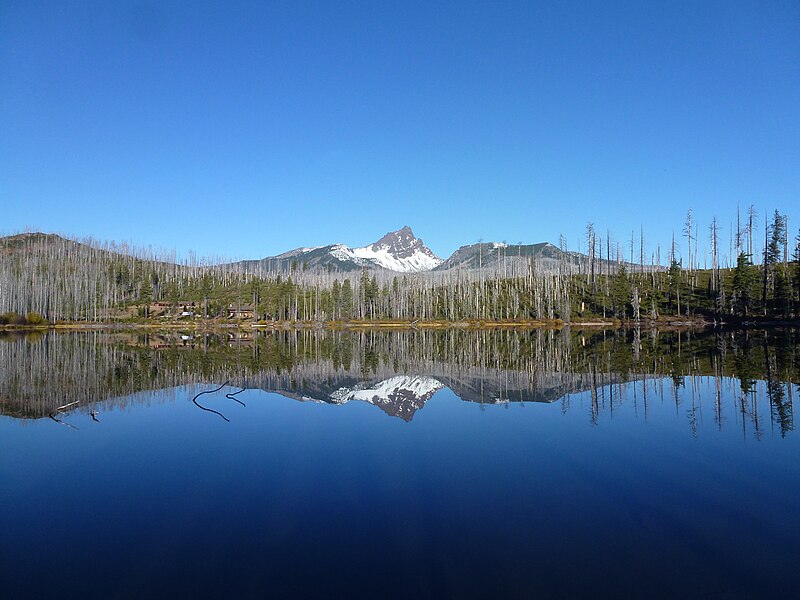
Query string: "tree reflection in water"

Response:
xmin=0 ymin=327 xmax=796 ymax=437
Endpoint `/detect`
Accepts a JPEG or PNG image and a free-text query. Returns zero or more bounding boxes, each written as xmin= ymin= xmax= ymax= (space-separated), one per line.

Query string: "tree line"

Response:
xmin=1 ymin=205 xmax=798 ymax=323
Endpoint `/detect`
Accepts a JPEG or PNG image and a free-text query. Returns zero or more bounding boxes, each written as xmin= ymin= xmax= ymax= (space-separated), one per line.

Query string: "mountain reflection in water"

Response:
xmin=1 ymin=328 xmax=797 ymax=435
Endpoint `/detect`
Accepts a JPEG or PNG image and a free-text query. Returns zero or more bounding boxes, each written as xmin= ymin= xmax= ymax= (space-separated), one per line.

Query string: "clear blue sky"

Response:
xmin=2 ymin=1 xmax=798 ymax=264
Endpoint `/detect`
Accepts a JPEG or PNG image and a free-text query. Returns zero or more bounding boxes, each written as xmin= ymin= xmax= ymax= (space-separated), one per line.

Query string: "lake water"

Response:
xmin=1 ymin=328 xmax=799 ymax=598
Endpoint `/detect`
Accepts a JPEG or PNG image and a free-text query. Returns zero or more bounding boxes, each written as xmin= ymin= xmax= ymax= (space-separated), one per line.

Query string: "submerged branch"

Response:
xmin=191 ymin=381 xmax=231 ymax=422
xmin=225 ymin=387 xmax=246 ymax=406
xmin=49 ymin=410 xmax=79 ymax=430
xmin=49 ymin=399 xmax=81 ymax=429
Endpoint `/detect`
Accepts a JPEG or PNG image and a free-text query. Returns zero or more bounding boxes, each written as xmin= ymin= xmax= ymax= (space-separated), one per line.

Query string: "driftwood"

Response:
xmin=225 ymin=387 xmax=246 ymax=406
xmin=191 ymin=381 xmax=231 ymax=422
xmin=49 ymin=401 xmax=80 ymax=430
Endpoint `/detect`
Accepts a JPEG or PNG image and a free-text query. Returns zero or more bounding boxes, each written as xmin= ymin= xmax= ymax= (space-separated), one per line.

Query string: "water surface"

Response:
xmin=1 ymin=328 xmax=798 ymax=598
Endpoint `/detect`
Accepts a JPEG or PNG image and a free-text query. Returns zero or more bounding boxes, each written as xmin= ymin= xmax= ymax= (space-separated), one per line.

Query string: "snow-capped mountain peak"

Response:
xmin=239 ymin=226 xmax=444 ymax=273
xmin=351 ymin=226 xmax=443 ymax=272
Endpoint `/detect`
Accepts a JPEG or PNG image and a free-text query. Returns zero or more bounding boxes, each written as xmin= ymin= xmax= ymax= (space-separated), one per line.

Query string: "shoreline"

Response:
xmin=2 ymin=316 xmax=797 ymax=333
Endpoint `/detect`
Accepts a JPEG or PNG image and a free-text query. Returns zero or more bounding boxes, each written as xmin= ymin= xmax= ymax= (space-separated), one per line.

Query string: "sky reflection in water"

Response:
xmin=1 ymin=329 xmax=798 ymax=598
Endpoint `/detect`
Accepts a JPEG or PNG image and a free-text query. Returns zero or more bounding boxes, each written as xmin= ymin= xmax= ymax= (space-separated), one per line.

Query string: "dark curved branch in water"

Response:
xmin=191 ymin=381 xmax=231 ymax=422
xmin=49 ymin=411 xmax=79 ymax=430
xmin=49 ymin=400 xmax=81 ymax=429
xmin=225 ymin=387 xmax=246 ymax=407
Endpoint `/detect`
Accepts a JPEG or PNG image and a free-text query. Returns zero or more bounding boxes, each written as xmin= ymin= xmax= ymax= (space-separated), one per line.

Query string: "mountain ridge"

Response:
xmin=1 ymin=228 xmax=619 ymax=275
xmin=232 ymin=226 xmax=599 ymax=274
xmin=235 ymin=226 xmax=445 ymax=273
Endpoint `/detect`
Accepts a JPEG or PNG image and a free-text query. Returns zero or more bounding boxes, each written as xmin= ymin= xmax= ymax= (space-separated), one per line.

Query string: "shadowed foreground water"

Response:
xmin=1 ymin=328 xmax=798 ymax=598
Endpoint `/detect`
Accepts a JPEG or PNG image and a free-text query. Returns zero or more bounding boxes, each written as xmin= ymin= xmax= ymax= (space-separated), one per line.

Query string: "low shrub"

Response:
xmin=26 ymin=312 xmax=48 ymax=325
xmin=0 ymin=311 xmax=49 ymax=326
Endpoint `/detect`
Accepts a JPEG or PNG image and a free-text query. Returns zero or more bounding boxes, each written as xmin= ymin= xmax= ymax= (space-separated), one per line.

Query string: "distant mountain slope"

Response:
xmin=236 ymin=243 xmax=365 ymax=273
xmin=436 ymin=241 xmax=568 ymax=271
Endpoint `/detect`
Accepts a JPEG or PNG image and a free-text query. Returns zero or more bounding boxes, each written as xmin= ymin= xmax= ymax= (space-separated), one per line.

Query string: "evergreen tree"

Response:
xmin=340 ymin=279 xmax=353 ymax=319
xmin=763 ymin=210 xmax=786 ymax=314
xmin=667 ymin=259 xmax=682 ymax=315
xmin=732 ymin=252 xmax=756 ymax=317
xmin=612 ymin=264 xmax=630 ymax=319
xmin=139 ymin=275 xmax=153 ymax=318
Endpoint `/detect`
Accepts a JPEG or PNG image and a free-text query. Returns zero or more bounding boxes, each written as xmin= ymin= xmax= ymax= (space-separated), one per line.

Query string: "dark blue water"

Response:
xmin=2 ymin=373 xmax=799 ymax=598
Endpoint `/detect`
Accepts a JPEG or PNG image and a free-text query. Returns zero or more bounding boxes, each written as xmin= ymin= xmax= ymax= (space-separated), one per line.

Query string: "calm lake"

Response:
xmin=2 ymin=328 xmax=799 ymax=598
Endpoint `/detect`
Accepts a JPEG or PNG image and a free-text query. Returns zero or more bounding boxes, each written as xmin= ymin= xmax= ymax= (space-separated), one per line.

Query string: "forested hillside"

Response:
xmin=1 ymin=207 xmax=798 ymax=324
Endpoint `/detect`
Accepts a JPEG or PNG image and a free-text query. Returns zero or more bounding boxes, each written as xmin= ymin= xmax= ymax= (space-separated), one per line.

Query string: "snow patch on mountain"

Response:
xmin=328 ymin=244 xmax=370 ymax=265
xmin=351 ymin=244 xmax=441 ymax=272
xmin=275 ymin=246 xmax=323 ymax=259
